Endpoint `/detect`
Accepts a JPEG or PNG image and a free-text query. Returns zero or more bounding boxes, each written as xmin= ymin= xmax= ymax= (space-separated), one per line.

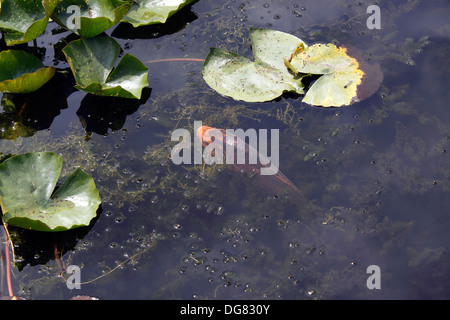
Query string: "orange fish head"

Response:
xmin=196 ymin=125 xmax=215 ymax=145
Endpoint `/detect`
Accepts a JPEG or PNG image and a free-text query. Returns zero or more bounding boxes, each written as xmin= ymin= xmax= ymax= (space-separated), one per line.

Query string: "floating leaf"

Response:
xmin=51 ymin=0 xmax=133 ymax=38
xmin=286 ymin=43 xmax=365 ymax=107
xmin=62 ymin=36 xmax=149 ymax=99
xmin=0 ymin=0 xmax=59 ymax=45
xmin=0 ymin=50 xmax=55 ymax=94
xmin=0 ymin=152 xmax=101 ymax=232
xmin=202 ymin=28 xmax=305 ymax=102
xmin=203 ymin=28 xmax=372 ymax=107
xmin=121 ymin=0 xmax=197 ymax=27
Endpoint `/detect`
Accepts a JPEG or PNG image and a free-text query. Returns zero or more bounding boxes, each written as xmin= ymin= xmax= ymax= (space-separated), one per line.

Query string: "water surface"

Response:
xmin=0 ymin=0 xmax=449 ymax=299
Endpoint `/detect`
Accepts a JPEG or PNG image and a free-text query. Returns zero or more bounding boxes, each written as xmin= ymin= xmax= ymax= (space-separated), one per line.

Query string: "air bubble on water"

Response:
xmin=174 ymin=223 xmax=182 ymax=230
xmin=135 ymin=236 xmax=143 ymax=243
xmin=215 ymin=206 xmax=225 ymax=215
xmin=115 ymin=216 xmax=124 ymax=224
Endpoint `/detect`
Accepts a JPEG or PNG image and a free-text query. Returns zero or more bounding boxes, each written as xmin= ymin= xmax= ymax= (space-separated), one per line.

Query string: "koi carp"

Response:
xmin=196 ymin=125 xmax=305 ymax=202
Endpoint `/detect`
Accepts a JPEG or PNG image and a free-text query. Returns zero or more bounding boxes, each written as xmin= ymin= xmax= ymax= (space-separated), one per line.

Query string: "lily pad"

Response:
xmin=202 ymin=28 xmax=305 ymax=103
xmin=51 ymin=0 xmax=133 ymax=38
xmin=0 ymin=50 xmax=55 ymax=94
xmin=62 ymin=36 xmax=149 ymax=99
xmin=203 ymin=28 xmax=369 ymax=107
xmin=0 ymin=152 xmax=101 ymax=232
xmin=0 ymin=0 xmax=59 ymax=45
xmin=121 ymin=0 xmax=197 ymax=27
xmin=285 ymin=43 xmax=365 ymax=107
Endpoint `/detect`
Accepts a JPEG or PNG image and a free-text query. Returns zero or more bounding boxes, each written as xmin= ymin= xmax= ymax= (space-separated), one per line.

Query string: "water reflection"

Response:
xmin=0 ymin=70 xmax=75 ymax=140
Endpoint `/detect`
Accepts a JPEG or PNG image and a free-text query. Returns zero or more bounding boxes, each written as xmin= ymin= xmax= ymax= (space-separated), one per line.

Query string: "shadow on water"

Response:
xmin=1 ymin=70 xmax=76 ymax=140
xmin=77 ymin=88 xmax=152 ymax=135
xmin=6 ymin=214 xmax=99 ymax=272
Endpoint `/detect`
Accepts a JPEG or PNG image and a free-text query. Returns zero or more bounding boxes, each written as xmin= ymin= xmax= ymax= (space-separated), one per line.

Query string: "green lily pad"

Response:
xmin=0 ymin=0 xmax=59 ymax=45
xmin=202 ymin=28 xmax=305 ymax=103
xmin=0 ymin=152 xmax=101 ymax=232
xmin=51 ymin=0 xmax=133 ymax=38
xmin=121 ymin=0 xmax=196 ymax=27
xmin=285 ymin=43 xmax=365 ymax=107
xmin=62 ymin=36 xmax=149 ymax=99
xmin=0 ymin=50 xmax=55 ymax=94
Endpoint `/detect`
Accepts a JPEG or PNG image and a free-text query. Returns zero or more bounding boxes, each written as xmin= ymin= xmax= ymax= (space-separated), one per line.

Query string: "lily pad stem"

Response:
xmin=145 ymin=58 xmax=204 ymax=64
xmin=2 ymin=224 xmax=14 ymax=298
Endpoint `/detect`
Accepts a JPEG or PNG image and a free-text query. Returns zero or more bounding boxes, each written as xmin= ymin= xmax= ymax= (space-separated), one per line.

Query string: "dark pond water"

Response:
xmin=1 ymin=0 xmax=449 ymax=300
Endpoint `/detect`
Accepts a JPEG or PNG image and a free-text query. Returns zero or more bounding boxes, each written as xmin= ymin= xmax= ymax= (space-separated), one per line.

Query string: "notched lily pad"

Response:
xmin=286 ymin=43 xmax=365 ymax=107
xmin=62 ymin=36 xmax=149 ymax=99
xmin=0 ymin=152 xmax=101 ymax=232
xmin=122 ymin=0 xmax=197 ymax=27
xmin=0 ymin=50 xmax=55 ymax=94
xmin=51 ymin=0 xmax=133 ymax=38
xmin=0 ymin=0 xmax=59 ymax=45
xmin=202 ymin=28 xmax=305 ymax=103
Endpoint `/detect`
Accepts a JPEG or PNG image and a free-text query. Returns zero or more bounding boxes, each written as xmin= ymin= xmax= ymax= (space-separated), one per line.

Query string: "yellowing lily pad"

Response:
xmin=202 ymin=28 xmax=374 ymax=107
xmin=286 ymin=43 xmax=365 ymax=107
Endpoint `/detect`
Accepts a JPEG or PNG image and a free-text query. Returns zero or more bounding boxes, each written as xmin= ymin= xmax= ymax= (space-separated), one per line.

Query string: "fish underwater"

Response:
xmin=196 ymin=125 xmax=306 ymax=203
